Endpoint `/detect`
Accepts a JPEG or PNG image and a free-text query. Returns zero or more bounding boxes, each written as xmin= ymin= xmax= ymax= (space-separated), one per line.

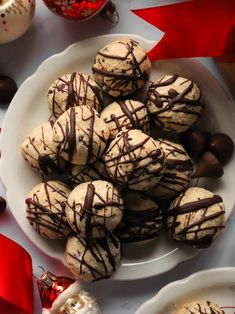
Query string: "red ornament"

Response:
xmin=42 ymin=0 xmax=116 ymax=21
xmin=37 ymin=271 xmax=100 ymax=313
xmin=37 ymin=271 xmax=75 ymax=309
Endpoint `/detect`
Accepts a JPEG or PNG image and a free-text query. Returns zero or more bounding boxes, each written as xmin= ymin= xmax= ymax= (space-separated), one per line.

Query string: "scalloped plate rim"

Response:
xmin=135 ymin=267 xmax=235 ymax=313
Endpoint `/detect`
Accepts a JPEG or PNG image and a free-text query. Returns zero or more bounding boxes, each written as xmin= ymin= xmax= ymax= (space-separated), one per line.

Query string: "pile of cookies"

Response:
xmin=21 ymin=38 xmax=233 ymax=282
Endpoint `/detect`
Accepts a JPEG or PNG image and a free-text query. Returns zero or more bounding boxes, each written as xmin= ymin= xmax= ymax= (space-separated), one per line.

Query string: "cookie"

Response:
xmin=65 ymin=233 xmax=121 ymax=282
xmin=101 ymin=99 xmax=150 ymax=139
xmin=167 ymin=187 xmax=225 ymax=248
xmin=146 ymin=139 xmax=193 ymax=200
xmin=116 ymin=191 xmax=163 ymax=243
xmin=21 ymin=121 xmax=65 ymax=175
xmin=47 ymin=72 xmax=103 ymax=118
xmin=177 ymin=301 xmax=225 ymax=314
xmin=66 ymin=180 xmax=123 ymax=239
xmin=104 ymin=129 xmax=166 ymax=190
xmin=146 ymin=75 xmax=203 ymax=133
xmin=52 ymin=106 xmax=110 ymax=165
xmin=92 ymin=38 xmax=151 ymax=97
xmin=26 ymin=181 xmax=71 ymax=239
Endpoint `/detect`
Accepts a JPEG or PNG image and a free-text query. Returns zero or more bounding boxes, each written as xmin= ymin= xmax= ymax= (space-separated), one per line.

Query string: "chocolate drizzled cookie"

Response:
xmin=166 ymin=187 xmax=225 ymax=248
xmin=92 ymin=38 xmax=151 ymax=97
xmin=65 ymin=233 xmax=121 ymax=282
xmin=26 ymin=181 xmax=71 ymax=239
xmin=101 ymin=99 xmax=150 ymax=139
xmin=104 ymin=129 xmax=166 ymax=190
xmin=177 ymin=300 xmax=225 ymax=314
xmin=146 ymin=139 xmax=193 ymax=200
xmin=52 ymin=106 xmax=110 ymax=165
xmin=146 ymin=75 xmax=203 ymax=133
xmin=21 ymin=121 xmax=65 ymax=175
xmin=116 ymin=191 xmax=163 ymax=243
xmin=47 ymin=72 xmax=103 ymax=119
xmin=66 ymin=180 xmax=123 ymax=239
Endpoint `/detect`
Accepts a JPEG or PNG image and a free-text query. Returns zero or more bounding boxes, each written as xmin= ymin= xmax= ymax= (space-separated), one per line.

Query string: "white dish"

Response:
xmin=1 ymin=34 xmax=235 ymax=280
xmin=136 ymin=267 xmax=235 ymax=314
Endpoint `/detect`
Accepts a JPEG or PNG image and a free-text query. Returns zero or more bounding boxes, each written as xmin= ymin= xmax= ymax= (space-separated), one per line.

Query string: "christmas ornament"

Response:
xmin=0 ymin=0 xmax=35 ymax=44
xmin=42 ymin=0 xmax=117 ymax=21
xmin=37 ymin=270 xmax=101 ymax=314
xmin=0 ymin=75 xmax=17 ymax=104
xmin=0 ymin=234 xmax=33 ymax=313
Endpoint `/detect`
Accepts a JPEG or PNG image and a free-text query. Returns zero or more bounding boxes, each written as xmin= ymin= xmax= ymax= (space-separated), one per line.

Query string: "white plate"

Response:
xmin=136 ymin=267 xmax=235 ymax=314
xmin=1 ymin=34 xmax=235 ymax=280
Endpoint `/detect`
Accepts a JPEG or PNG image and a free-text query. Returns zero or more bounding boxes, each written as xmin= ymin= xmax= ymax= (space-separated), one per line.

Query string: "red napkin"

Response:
xmin=0 ymin=234 xmax=33 ymax=314
xmin=132 ymin=0 xmax=235 ymax=62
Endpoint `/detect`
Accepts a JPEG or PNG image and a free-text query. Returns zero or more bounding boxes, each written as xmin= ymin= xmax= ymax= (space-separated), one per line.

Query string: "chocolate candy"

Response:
xmin=208 ymin=133 xmax=234 ymax=164
xmin=192 ymin=151 xmax=223 ymax=179
xmin=0 ymin=196 xmax=6 ymax=213
xmin=181 ymin=129 xmax=209 ymax=159
xmin=0 ymin=76 xmax=17 ymax=105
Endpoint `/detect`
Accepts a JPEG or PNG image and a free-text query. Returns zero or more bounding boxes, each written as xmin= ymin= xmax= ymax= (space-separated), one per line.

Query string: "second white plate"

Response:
xmin=136 ymin=267 xmax=235 ymax=314
xmin=1 ymin=34 xmax=235 ymax=280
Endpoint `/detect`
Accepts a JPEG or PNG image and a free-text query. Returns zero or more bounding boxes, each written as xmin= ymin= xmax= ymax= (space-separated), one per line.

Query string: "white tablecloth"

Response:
xmin=0 ymin=1 xmax=234 ymax=313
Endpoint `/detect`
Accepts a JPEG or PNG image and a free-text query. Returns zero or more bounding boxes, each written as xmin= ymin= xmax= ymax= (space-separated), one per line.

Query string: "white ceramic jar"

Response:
xmin=0 ymin=0 xmax=35 ymax=44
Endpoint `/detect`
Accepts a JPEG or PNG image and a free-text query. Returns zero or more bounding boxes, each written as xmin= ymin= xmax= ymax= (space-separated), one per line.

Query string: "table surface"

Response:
xmin=0 ymin=1 xmax=235 ymax=313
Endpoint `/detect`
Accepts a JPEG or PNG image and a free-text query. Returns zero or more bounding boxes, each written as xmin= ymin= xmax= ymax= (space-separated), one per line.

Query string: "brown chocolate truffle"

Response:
xmin=181 ymin=129 xmax=209 ymax=159
xmin=0 ymin=75 xmax=17 ymax=105
xmin=192 ymin=151 xmax=223 ymax=179
xmin=0 ymin=196 xmax=6 ymax=214
xmin=208 ymin=132 xmax=234 ymax=164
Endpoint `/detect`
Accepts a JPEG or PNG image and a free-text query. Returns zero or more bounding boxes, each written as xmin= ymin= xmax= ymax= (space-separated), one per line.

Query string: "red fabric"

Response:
xmin=132 ymin=0 xmax=235 ymax=62
xmin=0 ymin=234 xmax=33 ymax=314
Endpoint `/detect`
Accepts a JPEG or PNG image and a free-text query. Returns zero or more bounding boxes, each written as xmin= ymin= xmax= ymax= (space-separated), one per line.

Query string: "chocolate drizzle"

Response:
xmin=103 ymin=100 xmax=150 ymax=136
xmin=117 ymin=100 xmax=138 ymax=127
xmin=49 ymin=72 xmax=102 ymax=118
xmin=164 ymin=158 xmax=192 ymax=170
xmin=26 ymin=181 xmax=70 ymax=239
xmin=92 ymin=39 xmax=150 ymax=96
xmin=146 ymin=75 xmax=203 ymax=132
xmin=167 ymin=189 xmax=225 ymax=248
xmin=105 ymin=130 xmax=165 ymax=189
xmin=86 ymin=108 xmax=95 ymax=164
xmin=66 ymin=72 xmax=77 ymax=110
xmin=67 ymin=107 xmax=76 ymax=162
xmin=168 ymin=195 xmax=223 ymax=216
